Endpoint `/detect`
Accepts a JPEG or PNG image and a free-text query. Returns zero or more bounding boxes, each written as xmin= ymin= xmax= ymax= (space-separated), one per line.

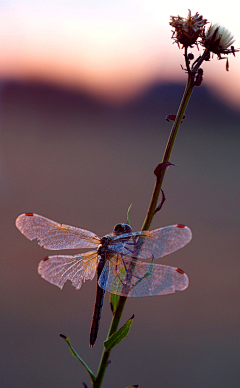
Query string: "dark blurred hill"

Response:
xmin=1 ymin=79 xmax=240 ymax=135
xmin=128 ymin=82 xmax=240 ymax=128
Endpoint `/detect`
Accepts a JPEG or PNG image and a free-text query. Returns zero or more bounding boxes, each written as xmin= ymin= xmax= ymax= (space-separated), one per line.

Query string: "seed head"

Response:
xmin=202 ymin=24 xmax=235 ymax=54
xmin=170 ymin=10 xmax=208 ymax=48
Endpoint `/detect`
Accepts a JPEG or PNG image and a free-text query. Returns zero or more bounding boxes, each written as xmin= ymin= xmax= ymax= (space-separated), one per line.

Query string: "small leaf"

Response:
xmin=60 ymin=334 xmax=95 ymax=383
xmin=104 ymin=315 xmax=134 ymax=351
xmin=110 ymin=293 xmax=120 ymax=314
xmin=154 ymin=189 xmax=166 ymax=214
xmin=154 ymin=162 xmax=176 ymax=178
xmin=126 ymin=204 xmax=132 ymax=226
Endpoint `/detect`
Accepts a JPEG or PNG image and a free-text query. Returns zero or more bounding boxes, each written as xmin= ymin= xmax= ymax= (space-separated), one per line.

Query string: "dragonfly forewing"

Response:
xmin=111 ymin=224 xmax=192 ymax=260
xmin=16 ymin=213 xmax=100 ymax=249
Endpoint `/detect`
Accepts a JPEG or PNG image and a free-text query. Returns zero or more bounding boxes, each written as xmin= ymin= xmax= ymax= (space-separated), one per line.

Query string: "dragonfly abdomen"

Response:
xmin=89 ymin=253 xmax=107 ymax=348
xmin=89 ymin=284 xmax=105 ymax=347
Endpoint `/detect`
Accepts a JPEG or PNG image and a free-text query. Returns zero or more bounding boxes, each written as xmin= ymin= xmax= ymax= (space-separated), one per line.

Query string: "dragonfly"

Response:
xmin=16 ymin=213 xmax=192 ymax=347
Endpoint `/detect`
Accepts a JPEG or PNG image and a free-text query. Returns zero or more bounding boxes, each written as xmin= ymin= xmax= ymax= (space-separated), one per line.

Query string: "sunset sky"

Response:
xmin=1 ymin=3 xmax=240 ymax=388
xmin=0 ymin=0 xmax=240 ymax=107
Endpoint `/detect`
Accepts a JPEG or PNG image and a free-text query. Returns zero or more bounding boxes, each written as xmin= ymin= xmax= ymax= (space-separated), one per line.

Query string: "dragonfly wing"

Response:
xmin=16 ymin=213 xmax=100 ymax=249
xmin=114 ymin=224 xmax=192 ymax=260
xmin=98 ymin=256 xmax=189 ymax=297
xmin=38 ymin=251 xmax=98 ymax=289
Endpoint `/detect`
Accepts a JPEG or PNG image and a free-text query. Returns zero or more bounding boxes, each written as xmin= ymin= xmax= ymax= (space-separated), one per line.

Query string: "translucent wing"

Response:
xmin=98 ymin=256 xmax=188 ymax=297
xmin=16 ymin=213 xmax=100 ymax=250
xmin=38 ymin=251 xmax=98 ymax=289
xmin=111 ymin=224 xmax=192 ymax=260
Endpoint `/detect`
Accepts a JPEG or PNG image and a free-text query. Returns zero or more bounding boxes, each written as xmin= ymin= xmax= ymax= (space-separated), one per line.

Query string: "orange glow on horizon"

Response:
xmin=0 ymin=3 xmax=239 ymax=107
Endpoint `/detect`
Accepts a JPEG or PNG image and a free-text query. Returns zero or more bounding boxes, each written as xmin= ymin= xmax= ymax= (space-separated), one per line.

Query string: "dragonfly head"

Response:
xmin=113 ymin=223 xmax=132 ymax=235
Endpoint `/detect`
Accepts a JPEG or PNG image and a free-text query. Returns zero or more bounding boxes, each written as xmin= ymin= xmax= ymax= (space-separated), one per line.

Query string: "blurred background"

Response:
xmin=1 ymin=1 xmax=240 ymax=388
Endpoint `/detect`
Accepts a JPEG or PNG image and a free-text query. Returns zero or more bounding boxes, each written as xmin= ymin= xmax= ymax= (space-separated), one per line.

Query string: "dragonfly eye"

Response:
xmin=113 ymin=223 xmax=132 ymax=235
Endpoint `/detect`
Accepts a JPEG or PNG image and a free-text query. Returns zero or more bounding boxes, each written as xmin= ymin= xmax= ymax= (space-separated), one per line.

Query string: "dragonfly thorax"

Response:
xmin=97 ymin=224 xmax=132 ymax=256
xmin=97 ymin=236 xmax=110 ymax=256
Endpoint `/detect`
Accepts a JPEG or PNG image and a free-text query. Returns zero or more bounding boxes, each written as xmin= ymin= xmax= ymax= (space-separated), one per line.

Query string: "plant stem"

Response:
xmin=93 ymin=297 xmax=127 ymax=388
xmin=142 ymin=49 xmax=209 ymax=230
xmin=142 ymin=79 xmax=193 ymax=229
xmin=93 ymin=48 xmax=207 ymax=388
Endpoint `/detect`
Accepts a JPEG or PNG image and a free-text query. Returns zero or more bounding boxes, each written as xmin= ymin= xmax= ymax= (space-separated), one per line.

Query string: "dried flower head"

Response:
xmin=202 ymin=24 xmax=235 ymax=54
xmin=201 ymin=24 xmax=239 ymax=70
xmin=170 ymin=10 xmax=208 ymax=47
